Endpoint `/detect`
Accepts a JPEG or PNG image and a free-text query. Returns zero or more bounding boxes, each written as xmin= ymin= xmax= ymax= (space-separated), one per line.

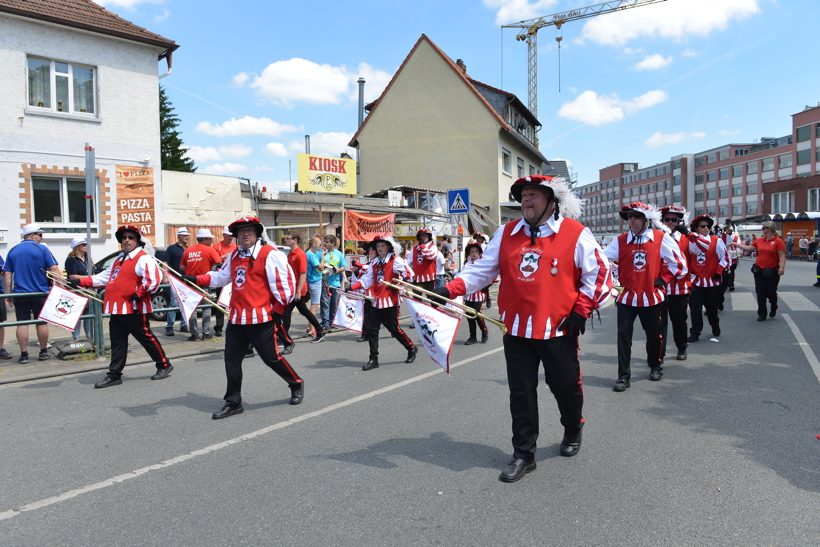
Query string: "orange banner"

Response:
xmin=344 ymin=211 xmax=395 ymax=241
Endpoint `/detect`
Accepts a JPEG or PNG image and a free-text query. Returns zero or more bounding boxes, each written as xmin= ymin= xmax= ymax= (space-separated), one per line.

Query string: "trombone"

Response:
xmin=45 ymin=271 xmax=104 ymax=303
xmin=341 ymin=290 xmax=375 ymax=303
xmin=157 ymin=262 xmax=230 ymax=316
xmin=382 ymin=278 xmax=507 ymax=334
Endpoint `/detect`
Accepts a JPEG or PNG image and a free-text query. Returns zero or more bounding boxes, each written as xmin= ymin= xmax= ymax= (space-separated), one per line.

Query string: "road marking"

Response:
xmin=0 ymin=346 xmax=505 ymax=521
xmin=782 ymin=313 xmax=820 ymax=387
xmin=730 ymin=292 xmax=758 ymax=311
xmin=779 ymin=292 xmax=820 ymax=312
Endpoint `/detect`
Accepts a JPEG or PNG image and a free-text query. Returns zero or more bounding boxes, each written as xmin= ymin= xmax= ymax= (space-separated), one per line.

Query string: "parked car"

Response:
xmin=94 ymin=247 xmax=171 ymax=321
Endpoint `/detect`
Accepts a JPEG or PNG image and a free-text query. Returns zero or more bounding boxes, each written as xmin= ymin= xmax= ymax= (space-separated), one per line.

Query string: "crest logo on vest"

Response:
xmin=110 ymin=266 xmax=121 ymax=281
xmin=696 ymin=253 xmax=706 ymax=265
xmin=519 ymin=250 xmax=541 ymax=278
xmin=234 ymin=266 xmax=247 ymax=288
xmin=632 ymin=250 xmax=647 ymax=270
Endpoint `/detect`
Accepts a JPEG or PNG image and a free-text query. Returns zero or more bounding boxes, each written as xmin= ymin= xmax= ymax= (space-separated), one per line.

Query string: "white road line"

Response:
xmin=779 ymin=292 xmax=820 ymax=312
xmin=0 ymin=346 xmax=505 ymax=521
xmin=782 ymin=313 xmax=820 ymax=387
xmin=730 ymin=292 xmax=758 ymax=311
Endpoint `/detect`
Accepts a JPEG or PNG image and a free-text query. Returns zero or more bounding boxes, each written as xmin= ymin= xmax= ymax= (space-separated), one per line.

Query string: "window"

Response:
xmin=817 ymin=148 xmax=820 ymax=162
xmin=517 ymin=157 xmax=525 ymax=178
xmin=797 ymin=125 xmax=812 ymax=142
xmin=707 ymin=189 xmax=716 ymax=199
xmin=708 ymin=153 xmax=717 ymax=163
xmin=732 ymin=165 xmax=743 ymax=177
xmin=719 ymin=187 xmax=729 ymax=198
xmin=797 ymin=149 xmax=812 ymax=165
xmin=673 ymin=192 xmax=681 ymax=202
xmin=32 ymin=176 xmax=98 ymax=232
xmin=673 ymin=175 xmax=681 ymax=186
xmin=719 ymin=205 xmax=728 ymax=216
xmin=529 ymin=165 xmax=536 ymax=176
xmin=732 ymin=185 xmax=742 ymax=196
xmin=772 ymin=192 xmax=792 ymax=214
xmin=707 ymin=171 xmax=716 ymax=182
xmin=747 ymin=202 xmax=758 ymax=214
xmin=674 ymin=160 xmax=681 ymax=169
xmin=732 ymin=204 xmax=742 ymax=215
xmin=809 ymin=188 xmax=820 ymax=210
xmin=762 ymin=158 xmax=775 ymax=171
xmin=695 ymin=156 xmax=704 ymax=166
xmin=707 ymin=207 xmax=716 ymax=217
xmin=695 ymin=191 xmax=704 ymax=201
xmin=747 ymin=161 xmax=758 ymax=174
xmin=623 ymin=190 xmax=628 ymax=198
xmin=735 ymin=148 xmax=749 ymax=157
xmin=695 ymin=208 xmax=704 ymax=216
xmin=719 ymin=150 xmax=729 ymax=161
xmin=779 ymin=154 xmax=792 ymax=168
xmin=27 ymin=57 xmax=96 ymax=115
xmin=656 ymin=183 xmax=662 ymax=192
xmin=695 ymin=174 xmax=704 ymax=184
xmin=502 ymin=149 xmax=511 ymax=175
xmin=747 ymin=182 xmax=757 ymax=194
xmin=719 ymin=168 xmax=729 ymax=179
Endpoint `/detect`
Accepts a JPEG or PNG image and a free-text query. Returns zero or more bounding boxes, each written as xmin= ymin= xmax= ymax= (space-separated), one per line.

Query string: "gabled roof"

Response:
xmin=0 ymin=0 xmax=177 ymax=56
xmin=349 ymin=34 xmax=546 ymax=163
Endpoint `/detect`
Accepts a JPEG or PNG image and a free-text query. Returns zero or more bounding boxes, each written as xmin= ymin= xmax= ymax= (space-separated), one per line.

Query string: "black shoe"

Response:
xmin=481 ymin=331 xmax=489 ymax=343
xmin=38 ymin=349 xmax=50 ymax=361
xmin=405 ymin=347 xmax=418 ymax=363
xmin=486 ymin=296 xmax=492 ymax=309
xmin=94 ymin=376 xmax=122 ymax=389
xmin=246 ymin=348 xmax=255 ymax=356
xmin=559 ymin=428 xmax=583 ymax=458
xmin=728 ymin=287 xmax=735 ymax=291
xmin=688 ymin=334 xmax=700 ymax=343
xmin=282 ymin=343 xmax=295 ymax=355
xmin=498 ymin=457 xmax=536 ymax=483
xmin=408 ymin=323 xmax=415 ymax=329
xmin=201 ymin=334 xmax=213 ymax=340
xmin=357 ymin=335 xmax=368 ymax=343
xmin=212 ymin=403 xmax=243 ymax=420
xmin=757 ymin=316 xmax=766 ymax=321
xmin=769 ymin=304 xmax=778 ymax=318
xmin=17 ymin=352 xmax=29 ymax=364
xmin=676 ymin=349 xmax=687 ymax=361
xmin=362 ymin=359 xmax=379 ymax=371
xmin=464 ymin=337 xmax=478 ymax=345
xmin=180 ymin=326 xmax=190 ymax=333
xmin=613 ymin=379 xmax=630 ymax=392
xmin=150 ymin=364 xmax=173 ymax=380
xmin=165 ymin=327 xmax=175 ymax=337
xmin=188 ymin=335 xmax=199 ymax=341
xmin=649 ymin=368 xmax=663 ymax=381
xmin=290 ymin=381 xmax=304 ymax=405
xmin=214 ymin=330 xmax=222 ymax=337
xmin=813 ymin=282 xmax=820 ymax=288
xmin=311 ymin=330 xmax=328 ymax=343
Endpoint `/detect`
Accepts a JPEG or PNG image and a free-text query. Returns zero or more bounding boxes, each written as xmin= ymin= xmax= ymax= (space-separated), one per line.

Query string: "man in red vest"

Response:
xmin=603 ymin=203 xmax=687 ymax=392
xmin=185 ymin=217 xmax=303 ymax=419
xmin=435 ymin=174 xmax=612 ymax=482
xmin=686 ymin=215 xmax=728 ymax=342
xmin=406 ymin=228 xmax=438 ymax=328
xmin=659 ymin=206 xmax=692 ymax=361
xmin=75 ymin=226 xmax=172 ymax=388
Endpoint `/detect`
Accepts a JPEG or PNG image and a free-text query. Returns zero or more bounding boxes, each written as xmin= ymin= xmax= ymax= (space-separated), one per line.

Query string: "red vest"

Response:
xmin=689 ymin=235 xmax=721 ymax=287
xmin=617 ymin=231 xmax=665 ymax=306
xmin=228 ymin=245 xmax=280 ymax=324
xmin=497 ymin=218 xmax=585 ymax=339
xmin=102 ymin=250 xmax=153 ymax=315
xmin=411 ymin=242 xmax=437 ymax=282
xmin=664 ymin=233 xmax=691 ymax=295
xmin=369 ymin=256 xmax=407 ymax=308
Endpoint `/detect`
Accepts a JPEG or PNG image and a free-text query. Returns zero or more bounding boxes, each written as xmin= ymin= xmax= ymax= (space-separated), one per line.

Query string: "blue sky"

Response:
xmin=101 ymin=0 xmax=818 ymax=189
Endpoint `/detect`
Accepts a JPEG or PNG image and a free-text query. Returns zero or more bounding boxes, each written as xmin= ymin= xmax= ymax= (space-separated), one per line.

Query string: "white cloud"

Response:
xmin=200 ymin=163 xmax=248 ymax=175
xmin=645 ymin=131 xmax=706 ymax=148
xmin=153 ymin=8 xmax=170 ymax=22
xmin=717 ymin=130 xmax=741 ymax=135
xmin=580 ymin=0 xmax=760 ymax=47
xmin=232 ymin=72 xmax=249 ymax=87
xmin=682 ymin=49 xmax=700 ymax=57
xmin=265 ymin=143 xmax=289 ymax=157
xmin=195 ymin=116 xmax=299 ymax=138
xmin=248 ymin=59 xmax=392 ymax=107
xmin=484 ymin=0 xmax=559 ymax=25
xmin=292 ymin=132 xmax=356 ymax=157
xmin=184 ymin=146 xmax=222 ymax=162
xmin=634 ymin=54 xmax=673 ymax=71
xmin=218 ymin=144 xmax=253 ymax=158
xmin=253 ymin=166 xmax=276 ymax=173
xmin=557 ymin=90 xmax=668 ymax=126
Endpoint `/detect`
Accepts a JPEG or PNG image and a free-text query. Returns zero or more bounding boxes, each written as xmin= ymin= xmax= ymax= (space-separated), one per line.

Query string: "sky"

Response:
xmin=100 ymin=0 xmax=819 ymax=190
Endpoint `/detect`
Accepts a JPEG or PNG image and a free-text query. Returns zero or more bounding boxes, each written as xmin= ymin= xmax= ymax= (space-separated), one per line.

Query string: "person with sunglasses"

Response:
xmin=602 ymin=203 xmax=687 ymax=392
xmin=72 ymin=226 xmax=172 ymax=388
xmin=658 ymin=206 xmax=692 ymax=361
xmin=685 ymin=215 xmax=728 ymax=342
xmin=65 ymin=237 xmax=93 ymax=341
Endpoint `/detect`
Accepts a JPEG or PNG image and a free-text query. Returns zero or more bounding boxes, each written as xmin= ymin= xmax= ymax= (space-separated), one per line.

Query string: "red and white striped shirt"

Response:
xmin=664 ymin=231 xmax=692 ymax=295
xmin=408 ymin=242 xmax=438 ymax=282
xmin=688 ymin=234 xmax=728 ymax=287
xmin=350 ymin=253 xmax=414 ymax=308
xmin=81 ymin=248 xmax=161 ymax=315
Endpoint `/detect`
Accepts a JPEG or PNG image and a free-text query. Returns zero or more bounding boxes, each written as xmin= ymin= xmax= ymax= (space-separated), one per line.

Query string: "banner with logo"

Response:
xmin=404 ymin=296 xmax=461 ymax=375
xmin=38 ymin=286 xmax=89 ymax=332
xmin=217 ymin=282 xmax=232 ymax=308
xmin=344 ymin=211 xmax=395 ymax=241
xmin=332 ymin=293 xmax=364 ymax=333
xmin=167 ymin=273 xmax=205 ymax=325
xmin=297 ymin=153 xmax=357 ymax=194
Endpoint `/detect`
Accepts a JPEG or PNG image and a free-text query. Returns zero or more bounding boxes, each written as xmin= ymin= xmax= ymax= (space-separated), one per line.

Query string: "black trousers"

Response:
xmin=723 ymin=262 xmax=738 ymax=289
xmin=465 ymin=300 xmax=487 ymax=338
xmin=659 ymin=293 xmax=689 ymax=359
xmin=108 ymin=314 xmax=170 ymax=377
xmin=214 ymin=287 xmax=225 ymax=333
xmin=753 ymin=271 xmax=781 ymax=319
xmin=223 ymin=320 xmax=302 ymax=405
xmin=689 ymin=285 xmax=720 ymax=337
xmin=616 ymin=303 xmax=662 ymax=380
xmin=367 ymin=306 xmax=415 ymax=360
xmin=360 ymin=300 xmax=372 ymax=339
xmin=283 ymin=294 xmax=322 ymax=338
xmin=503 ymin=334 xmax=583 ymax=460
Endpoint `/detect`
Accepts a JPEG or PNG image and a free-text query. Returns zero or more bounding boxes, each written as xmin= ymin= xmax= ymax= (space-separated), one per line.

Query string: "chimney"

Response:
xmin=455 ymin=59 xmax=467 ymax=74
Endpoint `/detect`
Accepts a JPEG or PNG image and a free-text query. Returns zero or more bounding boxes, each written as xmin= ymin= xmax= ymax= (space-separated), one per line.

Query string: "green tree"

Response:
xmin=159 ymin=85 xmax=196 ymax=172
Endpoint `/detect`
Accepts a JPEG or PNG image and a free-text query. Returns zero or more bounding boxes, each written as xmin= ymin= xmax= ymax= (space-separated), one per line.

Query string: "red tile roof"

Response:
xmin=0 ymin=0 xmax=177 ymax=55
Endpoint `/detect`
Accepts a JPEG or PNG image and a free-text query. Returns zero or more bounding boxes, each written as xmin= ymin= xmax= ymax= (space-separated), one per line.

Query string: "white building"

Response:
xmin=0 ymin=0 xmax=177 ymax=261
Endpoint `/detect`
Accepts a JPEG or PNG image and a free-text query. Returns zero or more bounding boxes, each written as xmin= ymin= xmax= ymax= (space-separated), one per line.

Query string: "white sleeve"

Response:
xmin=574 ymin=228 xmax=612 ymax=312
xmin=205 ymin=253 xmax=234 ymax=288
xmin=134 ymin=255 xmax=162 ymax=294
xmin=662 ymin=233 xmax=687 ymax=279
xmin=602 ymin=237 xmax=620 ymax=262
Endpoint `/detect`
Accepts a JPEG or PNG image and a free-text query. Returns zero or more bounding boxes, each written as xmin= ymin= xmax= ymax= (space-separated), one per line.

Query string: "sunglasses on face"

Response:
xmin=663 ymin=217 xmax=680 ymax=223
xmin=626 ymin=213 xmax=645 ymax=219
xmin=122 ymin=234 xmax=138 ymax=240
xmin=698 ymin=225 xmax=710 ymax=229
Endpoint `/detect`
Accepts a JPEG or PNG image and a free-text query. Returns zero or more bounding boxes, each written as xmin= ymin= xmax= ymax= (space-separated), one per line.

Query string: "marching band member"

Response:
xmin=349 ymin=236 xmax=418 ymax=371
xmin=406 ymin=228 xmax=438 ymax=327
xmin=351 ymin=244 xmax=377 ymax=343
xmin=462 ymin=242 xmax=488 ymax=345
xmin=721 ymin=225 xmax=741 ymax=292
xmin=686 ymin=215 xmax=728 ymax=342
xmin=74 ymin=225 xmax=172 ymax=388
xmin=603 ymin=203 xmax=687 ymax=392
xmin=184 ymin=217 xmax=303 ymax=419
xmin=471 ymin=232 xmax=492 ymax=307
xmin=659 ymin=206 xmax=692 ymax=361
xmin=436 ymin=174 xmax=611 ymax=482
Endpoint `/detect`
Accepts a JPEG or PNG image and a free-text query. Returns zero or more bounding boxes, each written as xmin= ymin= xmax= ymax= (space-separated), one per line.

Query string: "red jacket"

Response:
xmin=81 ymin=249 xmax=161 ymax=315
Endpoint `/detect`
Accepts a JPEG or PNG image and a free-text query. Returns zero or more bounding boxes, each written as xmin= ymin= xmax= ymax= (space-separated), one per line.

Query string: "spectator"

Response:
xmin=435 ymin=248 xmax=446 ymax=289
xmin=731 ymin=221 xmax=786 ymax=321
xmin=281 ymin=231 xmax=324 ymax=346
xmin=3 ymin=224 xmax=59 ymax=363
xmin=305 ymin=237 xmax=323 ymax=336
xmin=0 ymin=251 xmax=10 ymax=360
xmin=441 ymin=237 xmax=453 ymax=254
xmin=212 ymin=226 xmax=237 ymax=337
xmin=319 ymin=235 xmax=345 ymax=330
xmin=180 ymin=229 xmax=221 ymax=340
xmin=65 ymin=237 xmax=92 ymax=341
xmin=785 ymin=232 xmax=794 ymax=259
xmin=165 ymin=227 xmax=190 ymax=336
xmin=799 ymin=236 xmax=809 ymax=260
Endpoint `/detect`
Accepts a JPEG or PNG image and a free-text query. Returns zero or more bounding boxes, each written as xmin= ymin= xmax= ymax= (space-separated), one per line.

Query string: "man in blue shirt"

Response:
xmin=2 ymin=224 xmax=60 ymax=363
xmin=319 ymin=235 xmax=346 ymax=330
xmin=305 ymin=237 xmax=323 ymax=337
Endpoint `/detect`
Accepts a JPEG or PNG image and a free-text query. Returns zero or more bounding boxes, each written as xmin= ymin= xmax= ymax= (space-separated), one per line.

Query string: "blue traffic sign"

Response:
xmin=447 ymin=188 xmax=471 ymax=214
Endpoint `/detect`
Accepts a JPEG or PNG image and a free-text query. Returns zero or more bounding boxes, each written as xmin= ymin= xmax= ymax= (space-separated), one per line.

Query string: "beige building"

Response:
xmin=349 ymin=34 xmax=548 ymax=224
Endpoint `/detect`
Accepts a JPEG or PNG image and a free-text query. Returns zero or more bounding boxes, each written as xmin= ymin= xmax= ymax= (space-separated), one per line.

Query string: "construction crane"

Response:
xmin=502 ymin=0 xmax=668 ymax=134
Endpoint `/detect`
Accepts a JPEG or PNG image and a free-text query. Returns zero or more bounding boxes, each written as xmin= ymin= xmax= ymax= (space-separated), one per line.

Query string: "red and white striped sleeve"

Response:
xmin=716 ymin=238 xmax=729 ymax=275
xmin=134 ymin=254 xmax=162 ymax=298
xmin=572 ymin=227 xmax=612 ymax=317
xmin=419 ymin=242 xmax=438 ymax=260
xmin=393 ymin=256 xmax=414 ymax=281
xmin=265 ymin=248 xmax=295 ymax=307
xmin=662 ymin=233 xmax=688 ymax=280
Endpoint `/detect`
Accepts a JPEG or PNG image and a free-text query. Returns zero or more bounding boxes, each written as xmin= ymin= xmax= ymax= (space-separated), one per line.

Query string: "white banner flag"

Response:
xmin=217 ymin=282 xmax=232 ymax=308
xmin=38 ymin=285 xmax=89 ymax=332
xmin=333 ymin=293 xmax=364 ymax=333
xmin=404 ymin=296 xmax=461 ymax=375
xmin=167 ymin=274 xmax=205 ymax=325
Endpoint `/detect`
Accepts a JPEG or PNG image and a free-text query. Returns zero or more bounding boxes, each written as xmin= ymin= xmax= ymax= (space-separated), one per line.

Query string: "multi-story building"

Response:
xmin=578 ymin=104 xmax=820 ymax=234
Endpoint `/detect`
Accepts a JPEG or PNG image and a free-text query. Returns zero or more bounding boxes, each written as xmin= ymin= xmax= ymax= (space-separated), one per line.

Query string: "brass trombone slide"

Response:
xmin=45 ymin=271 xmax=104 ymax=303
xmin=157 ymin=262 xmax=230 ymax=316
xmin=382 ymin=278 xmax=507 ymax=334
xmin=341 ymin=290 xmax=375 ymax=303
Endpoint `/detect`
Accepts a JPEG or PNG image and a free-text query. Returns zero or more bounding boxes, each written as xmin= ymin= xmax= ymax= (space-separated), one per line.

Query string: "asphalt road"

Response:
xmin=1 ymin=258 xmax=819 ymax=546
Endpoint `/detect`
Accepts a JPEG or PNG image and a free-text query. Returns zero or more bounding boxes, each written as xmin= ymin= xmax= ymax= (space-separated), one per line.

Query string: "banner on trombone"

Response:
xmin=404 ymin=296 xmax=461 ymax=375
xmin=333 ymin=293 xmax=364 ymax=333
xmin=38 ymin=285 xmax=89 ymax=332
xmin=167 ymin=274 xmax=205 ymax=325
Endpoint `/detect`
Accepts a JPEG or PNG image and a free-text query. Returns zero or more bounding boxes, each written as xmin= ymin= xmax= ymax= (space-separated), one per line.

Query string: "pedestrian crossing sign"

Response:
xmin=447 ymin=188 xmax=470 ymax=214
